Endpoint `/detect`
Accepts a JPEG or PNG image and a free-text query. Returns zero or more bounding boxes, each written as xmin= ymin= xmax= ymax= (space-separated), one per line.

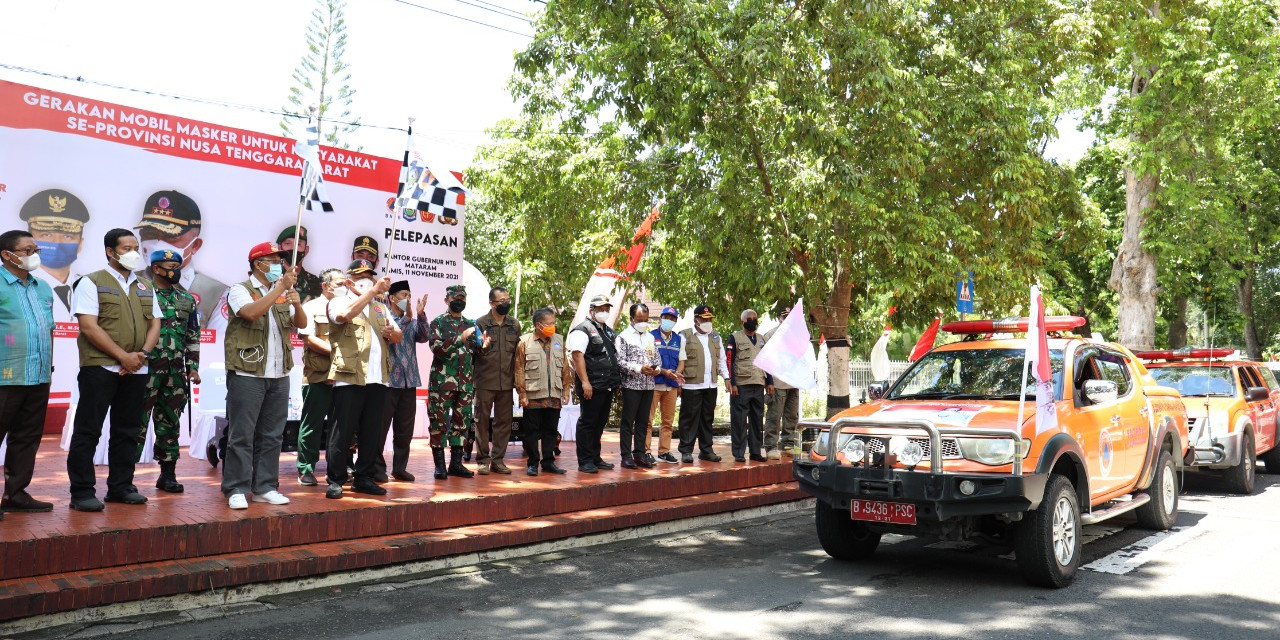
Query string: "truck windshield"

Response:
xmin=1149 ymin=366 xmax=1235 ymax=397
xmin=886 ymin=348 xmax=1065 ymax=401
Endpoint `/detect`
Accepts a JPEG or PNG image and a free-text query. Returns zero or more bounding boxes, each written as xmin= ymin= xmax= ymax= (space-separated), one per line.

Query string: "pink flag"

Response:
xmin=754 ymin=299 xmax=817 ymax=390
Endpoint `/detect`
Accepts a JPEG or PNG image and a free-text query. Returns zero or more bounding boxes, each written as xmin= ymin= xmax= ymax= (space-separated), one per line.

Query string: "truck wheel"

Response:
xmin=1135 ymin=449 xmax=1179 ymax=530
xmin=815 ymin=501 xmax=881 ymax=561
xmin=1260 ymin=443 xmax=1280 ymax=474
xmin=1014 ymin=474 xmax=1080 ymax=588
xmin=1222 ymin=432 xmax=1256 ymax=495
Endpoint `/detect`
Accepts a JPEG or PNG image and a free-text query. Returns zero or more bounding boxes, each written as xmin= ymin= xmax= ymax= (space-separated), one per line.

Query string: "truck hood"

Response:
xmin=1177 ymin=397 xmax=1236 ymax=420
xmin=834 ymin=400 xmax=1028 ymax=431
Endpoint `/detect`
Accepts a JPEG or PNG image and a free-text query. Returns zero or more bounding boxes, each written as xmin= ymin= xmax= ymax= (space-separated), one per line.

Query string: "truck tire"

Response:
xmin=1135 ymin=449 xmax=1179 ymax=530
xmin=815 ymin=501 xmax=881 ymax=561
xmin=1222 ymin=432 xmax=1256 ymax=495
xmin=1260 ymin=442 xmax=1280 ymax=474
xmin=1014 ymin=474 xmax=1080 ymax=588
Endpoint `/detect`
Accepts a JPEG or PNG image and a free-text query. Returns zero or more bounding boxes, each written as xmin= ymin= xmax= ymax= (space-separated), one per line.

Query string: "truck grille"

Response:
xmin=864 ymin=436 xmax=962 ymax=459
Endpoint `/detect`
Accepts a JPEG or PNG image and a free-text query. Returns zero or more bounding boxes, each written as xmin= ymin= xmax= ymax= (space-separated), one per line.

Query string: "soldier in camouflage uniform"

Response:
xmin=142 ymin=249 xmax=200 ymax=493
xmin=427 ymin=285 xmax=490 ymax=479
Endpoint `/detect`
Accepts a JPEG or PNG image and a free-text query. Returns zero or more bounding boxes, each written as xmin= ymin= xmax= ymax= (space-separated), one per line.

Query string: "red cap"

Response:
xmin=248 ymin=242 xmax=284 ymax=261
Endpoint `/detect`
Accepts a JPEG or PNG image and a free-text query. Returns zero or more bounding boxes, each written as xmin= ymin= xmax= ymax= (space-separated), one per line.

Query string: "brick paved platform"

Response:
xmin=0 ymin=434 xmax=803 ymax=621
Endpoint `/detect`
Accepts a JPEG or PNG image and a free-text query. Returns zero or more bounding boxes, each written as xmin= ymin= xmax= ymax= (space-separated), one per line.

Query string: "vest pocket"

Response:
xmin=97 ymin=293 xmax=123 ymax=319
xmin=524 ymin=354 xmax=545 ymax=392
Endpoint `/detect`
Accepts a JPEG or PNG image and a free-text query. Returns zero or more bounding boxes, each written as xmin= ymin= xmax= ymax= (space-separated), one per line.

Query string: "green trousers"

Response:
xmin=297 ymin=382 xmax=335 ymax=474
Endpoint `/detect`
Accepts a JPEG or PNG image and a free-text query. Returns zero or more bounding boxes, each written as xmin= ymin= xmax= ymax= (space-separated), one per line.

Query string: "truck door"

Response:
xmin=1242 ymin=366 xmax=1277 ymax=453
xmin=1095 ymin=350 xmax=1149 ymax=488
xmin=1068 ymin=348 xmax=1130 ymax=500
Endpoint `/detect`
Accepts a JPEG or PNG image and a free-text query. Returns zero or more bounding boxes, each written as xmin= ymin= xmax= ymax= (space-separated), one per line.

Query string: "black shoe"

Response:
xmin=734 ymin=456 xmax=746 ymax=463
xmin=448 ymin=446 xmax=475 ymax=478
xmin=681 ymin=453 xmax=694 ymax=463
xmin=527 ymin=465 xmax=539 ymax=476
xmin=432 ymin=447 xmax=449 ymax=480
xmin=298 ymin=471 xmax=318 ymax=486
xmin=69 ymin=497 xmax=105 ymax=512
xmin=392 ymin=470 xmax=416 ymax=482
xmin=156 ymin=460 xmax=184 ymax=493
xmin=749 ymin=454 xmax=768 ymax=462
xmin=206 ymin=442 xmax=220 ymax=468
xmin=578 ymin=463 xmax=599 ymax=474
xmin=104 ymin=492 xmax=147 ymax=505
xmin=593 ymin=460 xmax=615 ymax=470
xmin=621 ymin=455 xmax=638 ymax=469
xmin=325 ymin=482 xmax=343 ymax=499
xmin=372 ymin=472 xmax=389 ymax=483
xmin=1 ymin=492 xmax=54 ymax=512
xmin=643 ymin=452 xmax=657 ymax=466
xmin=699 ymin=453 xmax=723 ymax=462
xmin=542 ymin=463 xmax=567 ymax=475
xmin=658 ymin=452 xmax=679 ymax=464
xmin=635 ymin=454 xmax=655 ymax=469
xmin=352 ymin=480 xmax=388 ymax=496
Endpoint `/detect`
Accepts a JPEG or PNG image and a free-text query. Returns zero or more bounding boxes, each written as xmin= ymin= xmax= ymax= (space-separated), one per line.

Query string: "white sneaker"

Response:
xmin=252 ymin=490 xmax=290 ymax=505
xmin=767 ymin=450 xmax=781 ymax=460
xmin=228 ymin=493 xmax=249 ymax=510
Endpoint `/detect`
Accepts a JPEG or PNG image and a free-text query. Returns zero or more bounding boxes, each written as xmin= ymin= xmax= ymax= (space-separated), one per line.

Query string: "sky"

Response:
xmin=0 ymin=0 xmax=1094 ymax=172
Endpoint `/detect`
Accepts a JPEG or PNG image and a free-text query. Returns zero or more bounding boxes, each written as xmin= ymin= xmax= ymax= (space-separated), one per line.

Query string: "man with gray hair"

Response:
xmin=295 ymin=267 xmax=346 ymax=485
xmin=725 ymin=309 xmax=773 ymax=463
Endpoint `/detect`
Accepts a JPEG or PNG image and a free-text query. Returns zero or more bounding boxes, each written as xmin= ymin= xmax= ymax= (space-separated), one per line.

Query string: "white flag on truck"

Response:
xmin=1025 ymin=285 xmax=1059 ymax=434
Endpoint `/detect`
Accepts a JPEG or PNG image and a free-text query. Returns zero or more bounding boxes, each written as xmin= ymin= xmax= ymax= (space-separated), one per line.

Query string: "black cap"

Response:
xmin=353 ymin=235 xmax=378 ymax=254
xmin=346 ymin=259 xmax=376 ymax=276
xmin=20 ymin=189 xmax=90 ymax=233
xmin=389 ymin=280 xmax=410 ymax=295
xmin=693 ymin=304 xmax=715 ymax=319
xmin=136 ymin=190 xmax=201 ymax=238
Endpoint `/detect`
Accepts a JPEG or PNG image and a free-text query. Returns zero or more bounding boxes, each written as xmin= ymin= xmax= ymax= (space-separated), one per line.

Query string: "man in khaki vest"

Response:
xmin=675 ymin=304 xmax=729 ymax=464
xmin=67 ymin=228 xmax=162 ymax=512
xmin=295 ymin=267 xmax=345 ymax=486
xmin=222 ymin=242 xmax=306 ymax=510
xmin=727 ymin=309 xmax=774 ymax=463
xmin=324 ymin=259 xmax=401 ymax=499
xmin=763 ymin=307 xmax=801 ymax=459
xmin=514 ymin=307 xmax=573 ymax=475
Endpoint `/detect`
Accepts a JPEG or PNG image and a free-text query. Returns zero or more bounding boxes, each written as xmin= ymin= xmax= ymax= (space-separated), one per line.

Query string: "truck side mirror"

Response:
xmin=1246 ymin=386 xmax=1270 ymax=403
xmin=868 ymin=382 xmax=888 ymax=400
xmin=1082 ymin=379 xmax=1118 ymax=405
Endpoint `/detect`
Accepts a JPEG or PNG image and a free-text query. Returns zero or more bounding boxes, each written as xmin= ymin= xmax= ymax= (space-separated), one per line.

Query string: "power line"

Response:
xmin=444 ymin=0 xmax=531 ymax=22
xmin=386 ymin=0 xmax=533 ymax=37
xmin=472 ymin=0 xmax=531 ymax=19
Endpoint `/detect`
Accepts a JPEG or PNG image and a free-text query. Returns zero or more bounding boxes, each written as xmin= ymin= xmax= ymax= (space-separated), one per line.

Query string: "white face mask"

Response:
xmin=632 ymin=322 xmax=649 ymax=333
xmin=330 ymin=286 xmax=350 ymax=299
xmin=114 ymin=250 xmax=142 ymax=271
xmin=698 ymin=321 xmax=714 ymax=334
xmin=353 ymin=279 xmax=373 ymax=295
xmin=6 ymin=250 xmax=40 ymax=272
xmin=140 ymin=238 xmax=193 ymax=267
xmin=592 ymin=311 xmax=610 ymax=324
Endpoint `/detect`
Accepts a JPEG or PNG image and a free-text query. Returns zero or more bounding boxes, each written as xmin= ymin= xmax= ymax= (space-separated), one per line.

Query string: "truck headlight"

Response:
xmin=842 ymin=438 xmax=867 ymax=464
xmin=958 ymin=438 xmax=1016 ymax=465
xmin=886 ymin=436 xmax=925 ymax=467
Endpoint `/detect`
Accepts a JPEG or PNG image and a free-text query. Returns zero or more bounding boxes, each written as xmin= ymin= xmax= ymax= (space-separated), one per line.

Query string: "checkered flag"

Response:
xmin=294 ymin=122 xmax=333 ymax=214
xmin=395 ymin=127 xmax=466 ymax=224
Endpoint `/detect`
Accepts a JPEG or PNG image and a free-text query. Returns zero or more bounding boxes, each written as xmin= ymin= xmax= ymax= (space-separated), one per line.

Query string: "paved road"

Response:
xmin=24 ymin=471 xmax=1280 ymax=640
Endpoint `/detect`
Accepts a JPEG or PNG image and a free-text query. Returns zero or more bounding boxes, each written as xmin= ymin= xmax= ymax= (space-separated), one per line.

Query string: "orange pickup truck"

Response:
xmin=794 ymin=317 xmax=1190 ymax=587
xmin=1136 ymin=350 xmax=1280 ymax=493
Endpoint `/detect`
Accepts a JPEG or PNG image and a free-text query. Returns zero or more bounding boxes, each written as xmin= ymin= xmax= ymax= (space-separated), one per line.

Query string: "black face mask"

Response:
xmin=495 ymin=302 xmax=512 ymax=315
xmin=154 ymin=266 xmax=181 ymax=284
xmin=449 ymin=299 xmax=467 ymax=313
xmin=743 ymin=319 xmax=759 ymax=332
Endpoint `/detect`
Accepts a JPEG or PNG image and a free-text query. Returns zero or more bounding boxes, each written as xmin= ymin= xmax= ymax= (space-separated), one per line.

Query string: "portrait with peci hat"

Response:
xmin=19 ymin=188 xmax=90 ymax=320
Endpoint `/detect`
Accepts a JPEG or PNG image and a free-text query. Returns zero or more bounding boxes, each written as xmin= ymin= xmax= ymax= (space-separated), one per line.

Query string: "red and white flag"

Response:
xmin=569 ymin=203 xmax=662 ymax=329
xmin=908 ymin=313 xmax=942 ymax=362
xmin=1024 ymin=285 xmax=1058 ymax=434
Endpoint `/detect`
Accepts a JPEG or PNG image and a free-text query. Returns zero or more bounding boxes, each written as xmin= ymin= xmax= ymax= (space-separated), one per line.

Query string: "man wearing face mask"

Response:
xmin=428 ymin=285 xmax=488 ymax=480
xmin=324 ymin=261 xmax=402 ymax=499
xmin=676 ymin=305 xmax=729 ymax=464
xmin=376 ymin=280 xmax=430 ymax=482
xmin=763 ymin=306 xmax=801 ymax=459
xmin=648 ymin=306 xmax=685 ymax=464
xmin=134 ymin=190 xmax=226 ymax=329
xmin=726 ymin=309 xmax=774 ymax=463
xmin=515 ymin=307 xmax=573 ymax=476
xmin=221 ymin=242 xmax=306 ymax=510
xmin=295 ymin=267 xmax=345 ymax=486
xmin=0 ymin=230 xmax=57 ymax=516
xmin=277 ymin=225 xmax=322 ymax=304
xmin=567 ymin=294 xmax=622 ymax=473
xmin=615 ymin=303 xmax=663 ymax=469
xmin=67 ymin=228 xmax=162 ymax=512
xmin=19 ymin=189 xmax=90 ymax=322
xmin=140 ymin=249 xmax=201 ymax=493
xmin=472 ymin=286 xmax=521 ymax=475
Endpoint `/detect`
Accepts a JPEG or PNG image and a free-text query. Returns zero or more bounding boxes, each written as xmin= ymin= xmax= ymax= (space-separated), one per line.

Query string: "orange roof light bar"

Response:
xmin=942 ymin=316 xmax=1086 ymax=335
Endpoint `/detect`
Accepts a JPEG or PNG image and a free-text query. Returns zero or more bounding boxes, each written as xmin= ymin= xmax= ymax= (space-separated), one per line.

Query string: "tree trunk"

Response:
xmin=812 ymin=270 xmax=852 ymax=419
xmin=1167 ymin=294 xmax=1188 ymax=349
xmin=1238 ymin=269 xmax=1262 ymax=361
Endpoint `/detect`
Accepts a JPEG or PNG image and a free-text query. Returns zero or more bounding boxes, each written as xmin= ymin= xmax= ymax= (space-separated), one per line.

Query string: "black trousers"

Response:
xmin=730 ymin=384 xmax=766 ymax=458
xmin=618 ymin=388 xmax=653 ymax=458
xmin=67 ymin=367 xmax=148 ymax=499
xmin=523 ymin=406 xmax=562 ymax=468
xmin=328 ymin=384 xmax=387 ymax=486
xmin=376 ymin=387 xmax=418 ymax=476
xmin=677 ymin=387 xmax=718 ymax=456
xmin=575 ymin=387 xmax=614 ymax=466
xmin=0 ymin=383 xmax=50 ymax=500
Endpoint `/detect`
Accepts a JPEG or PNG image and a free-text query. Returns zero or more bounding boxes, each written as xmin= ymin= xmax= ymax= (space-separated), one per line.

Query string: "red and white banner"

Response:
xmin=0 ymin=80 xmax=465 ymax=416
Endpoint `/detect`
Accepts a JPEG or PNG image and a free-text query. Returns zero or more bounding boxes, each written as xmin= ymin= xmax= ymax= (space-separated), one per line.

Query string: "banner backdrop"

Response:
xmin=0 ymin=79 xmax=465 ymax=424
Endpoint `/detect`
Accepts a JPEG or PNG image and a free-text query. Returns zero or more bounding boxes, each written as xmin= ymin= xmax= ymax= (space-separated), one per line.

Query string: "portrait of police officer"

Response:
xmin=351 ymin=235 xmax=379 ymax=270
xmin=134 ymin=190 xmax=228 ymax=328
xmin=19 ymin=188 xmax=90 ymax=322
xmin=277 ymin=224 xmax=322 ymax=303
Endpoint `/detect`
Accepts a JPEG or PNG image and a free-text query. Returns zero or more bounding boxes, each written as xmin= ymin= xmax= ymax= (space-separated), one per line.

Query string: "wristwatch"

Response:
xmin=140 ymin=349 xmax=152 ymax=358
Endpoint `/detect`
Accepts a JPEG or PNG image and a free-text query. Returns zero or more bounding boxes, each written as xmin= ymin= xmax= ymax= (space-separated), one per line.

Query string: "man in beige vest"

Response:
xmin=763 ymin=307 xmax=801 ymax=459
xmin=222 ymin=242 xmax=306 ymax=510
xmin=67 ymin=228 xmax=161 ymax=512
xmin=514 ymin=307 xmax=573 ymax=475
xmin=675 ymin=304 xmax=730 ymax=463
xmin=295 ymin=267 xmax=345 ymax=486
xmin=324 ymin=259 xmax=401 ymax=499
xmin=727 ymin=309 xmax=774 ymax=463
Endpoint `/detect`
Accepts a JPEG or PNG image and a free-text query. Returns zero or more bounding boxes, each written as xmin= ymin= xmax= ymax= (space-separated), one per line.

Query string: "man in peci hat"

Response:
xmin=277 ymin=225 xmax=322 ymax=303
xmin=140 ymin=248 xmax=202 ymax=493
xmin=135 ymin=190 xmax=227 ymax=328
xmin=675 ymin=304 xmax=728 ymax=463
xmin=427 ymin=285 xmax=489 ymax=480
xmin=221 ymin=242 xmax=306 ymax=510
xmin=20 ymin=189 xmax=90 ymax=323
xmin=376 ymin=280 xmax=431 ymax=482
xmin=567 ymin=294 xmax=622 ymax=473
xmin=352 ymin=235 xmax=380 ymax=270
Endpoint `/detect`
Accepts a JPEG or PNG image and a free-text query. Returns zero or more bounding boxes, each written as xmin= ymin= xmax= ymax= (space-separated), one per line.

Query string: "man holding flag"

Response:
xmin=754 ymin=300 xmax=819 ymax=457
xmin=763 ymin=307 xmax=802 ymax=459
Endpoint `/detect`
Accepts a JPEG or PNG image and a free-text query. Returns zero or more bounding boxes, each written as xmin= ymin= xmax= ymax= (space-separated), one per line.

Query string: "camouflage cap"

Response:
xmin=446 ymin=284 xmax=467 ymax=297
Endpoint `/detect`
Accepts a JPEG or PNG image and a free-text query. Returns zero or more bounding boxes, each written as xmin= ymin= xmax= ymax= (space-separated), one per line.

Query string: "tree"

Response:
xmin=484 ymin=0 xmax=1095 ymax=416
xmin=281 ymin=0 xmax=360 ymax=149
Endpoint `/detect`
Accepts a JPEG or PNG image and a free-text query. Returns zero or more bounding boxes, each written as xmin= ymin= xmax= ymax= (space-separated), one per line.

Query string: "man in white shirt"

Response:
xmin=675 ymin=305 xmax=730 ymax=464
xmin=66 ymin=228 xmax=162 ymax=512
xmin=221 ymin=242 xmax=307 ymax=510
xmin=323 ymin=259 xmax=402 ymax=499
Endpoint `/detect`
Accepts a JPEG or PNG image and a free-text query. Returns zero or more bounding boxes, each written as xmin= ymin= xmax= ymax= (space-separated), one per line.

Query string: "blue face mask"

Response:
xmin=36 ymin=240 xmax=78 ymax=269
xmin=264 ymin=263 xmax=283 ymax=282
xmin=660 ymin=319 xmax=676 ymax=332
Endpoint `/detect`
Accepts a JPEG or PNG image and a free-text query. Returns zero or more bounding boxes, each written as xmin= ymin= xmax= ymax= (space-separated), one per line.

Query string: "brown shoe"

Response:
xmin=1 ymin=492 xmax=54 ymax=512
xmin=477 ymin=463 xmax=491 ymax=475
xmin=491 ymin=462 xmax=512 ymax=475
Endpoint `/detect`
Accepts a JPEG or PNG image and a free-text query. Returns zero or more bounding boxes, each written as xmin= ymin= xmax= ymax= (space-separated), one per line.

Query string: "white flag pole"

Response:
xmin=290 ymin=106 xmax=317 ymax=271
xmin=1014 ymin=286 xmax=1036 ymax=430
xmin=386 ymin=118 xmax=415 ymax=276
